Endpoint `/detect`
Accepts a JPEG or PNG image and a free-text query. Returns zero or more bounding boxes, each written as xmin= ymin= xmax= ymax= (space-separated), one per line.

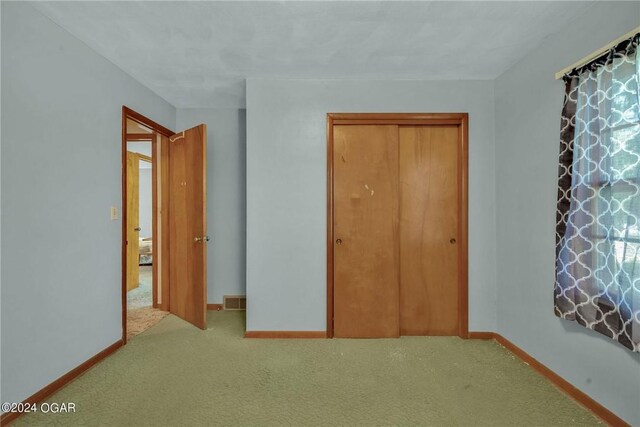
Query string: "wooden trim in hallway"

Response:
xmin=207 ymin=304 xmax=223 ymax=311
xmin=244 ymin=331 xmax=327 ymax=339
xmin=137 ymin=153 xmax=152 ymax=163
xmin=126 ymin=133 xmax=155 ymax=141
xmin=124 ymin=107 xmax=173 ymax=137
xmin=469 ymin=332 xmax=629 ymax=427
xmin=0 ymin=340 xmax=123 ymax=426
xmin=151 ymin=142 xmax=159 ymax=309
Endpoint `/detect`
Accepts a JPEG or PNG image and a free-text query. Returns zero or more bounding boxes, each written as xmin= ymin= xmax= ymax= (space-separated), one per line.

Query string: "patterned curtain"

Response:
xmin=555 ymin=33 xmax=640 ymax=352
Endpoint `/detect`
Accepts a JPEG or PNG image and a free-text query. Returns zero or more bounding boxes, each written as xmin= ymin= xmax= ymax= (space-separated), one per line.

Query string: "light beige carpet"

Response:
xmin=127 ymin=265 xmax=168 ymax=339
xmin=15 ymin=311 xmax=601 ymax=426
xmin=127 ymin=307 xmax=169 ymax=340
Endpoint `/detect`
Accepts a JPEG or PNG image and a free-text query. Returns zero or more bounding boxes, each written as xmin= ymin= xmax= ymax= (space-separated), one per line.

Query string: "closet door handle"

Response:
xmin=450 ymin=238 xmax=456 ymax=244
xmin=336 ymin=238 xmax=343 ymax=245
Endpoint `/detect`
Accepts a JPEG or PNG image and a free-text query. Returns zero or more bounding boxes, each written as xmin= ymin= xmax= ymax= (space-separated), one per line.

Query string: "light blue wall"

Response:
xmin=494 ymin=2 xmax=640 ymax=425
xmin=138 ymin=167 xmax=152 ymax=239
xmin=1 ymin=2 xmax=175 ymax=406
xmin=246 ymin=79 xmax=497 ymax=332
xmin=176 ymin=109 xmax=247 ymax=303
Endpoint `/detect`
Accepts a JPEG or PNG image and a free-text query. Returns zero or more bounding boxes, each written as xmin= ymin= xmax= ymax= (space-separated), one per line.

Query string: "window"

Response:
xmin=555 ymin=34 xmax=640 ymax=352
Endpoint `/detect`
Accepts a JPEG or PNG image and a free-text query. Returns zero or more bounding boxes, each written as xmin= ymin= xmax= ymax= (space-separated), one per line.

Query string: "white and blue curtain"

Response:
xmin=555 ymin=33 xmax=640 ymax=352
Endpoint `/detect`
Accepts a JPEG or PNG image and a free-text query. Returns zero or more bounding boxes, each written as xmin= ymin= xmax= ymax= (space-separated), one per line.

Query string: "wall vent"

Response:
xmin=223 ymin=295 xmax=246 ymax=311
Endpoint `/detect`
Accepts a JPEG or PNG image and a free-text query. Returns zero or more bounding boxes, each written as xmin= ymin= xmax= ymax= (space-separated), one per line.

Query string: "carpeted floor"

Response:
xmin=127 ymin=266 xmax=153 ymax=309
xmin=15 ymin=311 xmax=600 ymax=426
xmin=127 ymin=307 xmax=169 ymax=340
xmin=127 ymin=265 xmax=168 ymax=340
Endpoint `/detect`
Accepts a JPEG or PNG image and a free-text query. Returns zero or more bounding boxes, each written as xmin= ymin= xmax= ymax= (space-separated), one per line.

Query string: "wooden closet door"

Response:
xmin=333 ymin=125 xmax=400 ymax=338
xmin=399 ymin=126 xmax=459 ymax=335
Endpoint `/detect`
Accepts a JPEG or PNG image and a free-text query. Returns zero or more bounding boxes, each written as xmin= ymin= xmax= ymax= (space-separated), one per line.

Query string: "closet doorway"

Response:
xmin=326 ymin=113 xmax=469 ymax=339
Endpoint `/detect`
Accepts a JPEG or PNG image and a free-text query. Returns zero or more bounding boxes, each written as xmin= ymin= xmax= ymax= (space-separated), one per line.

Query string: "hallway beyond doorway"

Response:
xmin=127 ymin=266 xmax=167 ymax=339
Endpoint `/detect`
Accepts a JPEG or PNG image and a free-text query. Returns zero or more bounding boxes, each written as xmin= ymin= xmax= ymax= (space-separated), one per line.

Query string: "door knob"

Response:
xmin=134 ymin=227 xmax=141 ymax=232
xmin=194 ymin=236 xmax=211 ymax=243
xmin=336 ymin=238 xmax=343 ymax=245
xmin=450 ymin=238 xmax=456 ymax=244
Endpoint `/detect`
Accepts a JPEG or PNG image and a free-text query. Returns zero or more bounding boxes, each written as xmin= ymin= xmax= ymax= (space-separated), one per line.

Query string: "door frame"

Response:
xmin=326 ymin=113 xmax=469 ymax=339
xmin=121 ymin=106 xmax=174 ymax=344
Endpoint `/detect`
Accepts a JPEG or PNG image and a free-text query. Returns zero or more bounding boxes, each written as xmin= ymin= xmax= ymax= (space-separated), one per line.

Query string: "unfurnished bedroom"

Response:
xmin=1 ymin=1 xmax=639 ymax=426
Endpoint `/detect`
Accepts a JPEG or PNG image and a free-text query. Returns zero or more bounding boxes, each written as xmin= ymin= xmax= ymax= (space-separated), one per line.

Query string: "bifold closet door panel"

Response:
xmin=399 ymin=126 xmax=459 ymax=336
xmin=333 ymin=125 xmax=400 ymax=338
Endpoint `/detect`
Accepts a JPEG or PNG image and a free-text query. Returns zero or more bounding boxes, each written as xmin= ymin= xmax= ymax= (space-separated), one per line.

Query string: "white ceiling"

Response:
xmin=34 ymin=1 xmax=596 ymax=109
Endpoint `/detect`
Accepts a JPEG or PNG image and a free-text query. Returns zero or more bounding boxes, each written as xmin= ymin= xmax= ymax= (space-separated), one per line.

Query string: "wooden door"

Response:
xmin=126 ymin=151 xmax=140 ymax=292
xmin=168 ymin=124 xmax=208 ymax=329
xmin=156 ymin=134 xmax=171 ymax=311
xmin=399 ymin=126 xmax=459 ymax=335
xmin=333 ymin=125 xmax=400 ymax=338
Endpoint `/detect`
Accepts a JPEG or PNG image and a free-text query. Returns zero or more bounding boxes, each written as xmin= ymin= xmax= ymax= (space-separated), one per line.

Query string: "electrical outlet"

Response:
xmin=110 ymin=206 xmax=119 ymax=220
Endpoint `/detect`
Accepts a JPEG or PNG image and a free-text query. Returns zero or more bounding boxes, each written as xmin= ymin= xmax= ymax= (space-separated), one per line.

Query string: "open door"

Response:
xmin=168 ymin=124 xmax=208 ymax=329
xmin=126 ymin=151 xmax=140 ymax=292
